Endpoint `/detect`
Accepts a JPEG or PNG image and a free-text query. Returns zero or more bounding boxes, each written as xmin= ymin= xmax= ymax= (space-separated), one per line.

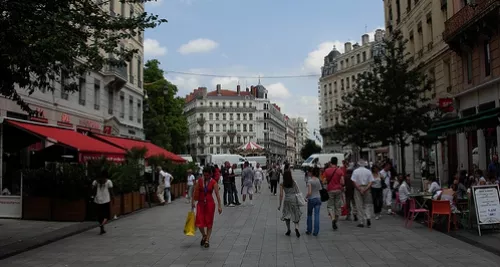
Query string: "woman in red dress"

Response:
xmin=191 ymin=167 xmax=222 ymax=248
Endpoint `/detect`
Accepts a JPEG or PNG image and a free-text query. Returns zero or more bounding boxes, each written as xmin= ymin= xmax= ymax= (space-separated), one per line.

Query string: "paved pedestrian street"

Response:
xmin=2 ymin=170 xmax=500 ymax=267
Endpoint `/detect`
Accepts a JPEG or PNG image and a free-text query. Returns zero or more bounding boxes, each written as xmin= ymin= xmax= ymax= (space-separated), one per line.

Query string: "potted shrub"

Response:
xmin=51 ymin=164 xmax=90 ymax=222
xmin=22 ymin=168 xmax=54 ymax=220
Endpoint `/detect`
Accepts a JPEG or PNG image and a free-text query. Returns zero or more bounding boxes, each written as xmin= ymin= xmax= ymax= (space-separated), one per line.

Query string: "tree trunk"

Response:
xmin=399 ymin=137 xmax=406 ymax=175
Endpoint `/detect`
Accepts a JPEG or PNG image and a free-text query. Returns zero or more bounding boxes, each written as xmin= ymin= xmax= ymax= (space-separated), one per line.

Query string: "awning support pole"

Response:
xmin=0 ymin=122 xmax=3 ymax=191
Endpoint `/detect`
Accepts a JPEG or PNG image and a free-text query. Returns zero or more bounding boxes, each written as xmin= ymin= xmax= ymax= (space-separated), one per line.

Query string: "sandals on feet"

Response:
xmin=200 ymin=236 xmax=206 ymax=246
xmin=203 ymin=240 xmax=210 ymax=248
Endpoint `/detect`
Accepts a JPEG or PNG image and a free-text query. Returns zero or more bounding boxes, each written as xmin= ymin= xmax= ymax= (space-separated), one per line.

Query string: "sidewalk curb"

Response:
xmin=449 ymin=232 xmax=500 ymax=257
xmin=0 ymin=202 xmax=162 ymax=260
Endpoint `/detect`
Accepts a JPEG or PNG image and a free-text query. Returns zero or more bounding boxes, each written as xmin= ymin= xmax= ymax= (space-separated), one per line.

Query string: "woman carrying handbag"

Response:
xmin=278 ymin=163 xmax=304 ymax=237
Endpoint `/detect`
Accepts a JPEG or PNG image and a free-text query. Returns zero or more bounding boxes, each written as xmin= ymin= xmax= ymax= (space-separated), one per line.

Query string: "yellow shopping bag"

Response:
xmin=183 ymin=211 xmax=196 ymax=236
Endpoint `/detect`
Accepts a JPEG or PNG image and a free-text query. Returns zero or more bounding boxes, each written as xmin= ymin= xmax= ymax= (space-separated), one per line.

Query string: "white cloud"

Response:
xmin=178 ymin=38 xmax=219 ymax=55
xmin=266 ymin=82 xmax=291 ymax=99
xmin=146 ymin=0 xmax=163 ymax=7
xmin=278 ymin=96 xmax=320 ymax=141
xmin=144 ymin=38 xmax=167 ymax=57
xmin=302 ymin=27 xmax=384 ymax=74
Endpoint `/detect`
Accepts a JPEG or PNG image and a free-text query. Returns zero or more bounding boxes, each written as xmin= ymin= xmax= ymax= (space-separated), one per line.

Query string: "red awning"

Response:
xmin=92 ymin=134 xmax=186 ymax=163
xmin=7 ymin=120 xmax=125 ymax=162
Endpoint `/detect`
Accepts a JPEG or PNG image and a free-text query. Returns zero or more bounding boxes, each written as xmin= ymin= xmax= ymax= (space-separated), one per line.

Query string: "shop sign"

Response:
xmin=29 ymin=108 xmax=48 ymax=123
xmin=0 ymin=196 xmax=22 ymax=218
xmin=79 ymin=153 xmax=125 ymax=163
xmin=439 ymin=98 xmax=454 ymax=113
xmin=79 ymin=119 xmax=101 ymax=130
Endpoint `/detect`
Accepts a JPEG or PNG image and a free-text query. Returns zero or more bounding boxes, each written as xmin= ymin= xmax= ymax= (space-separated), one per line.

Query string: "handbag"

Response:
xmin=294 ymin=181 xmax=306 ymax=206
xmin=183 ymin=210 xmax=196 ymax=236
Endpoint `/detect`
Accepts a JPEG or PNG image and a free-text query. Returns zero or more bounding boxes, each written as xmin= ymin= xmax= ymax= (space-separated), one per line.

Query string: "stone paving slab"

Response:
xmin=1 ymin=170 xmax=500 ymax=266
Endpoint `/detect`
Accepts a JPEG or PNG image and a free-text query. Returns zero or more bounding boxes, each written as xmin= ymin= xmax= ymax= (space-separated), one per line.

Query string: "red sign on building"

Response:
xmin=439 ymin=98 xmax=454 ymax=113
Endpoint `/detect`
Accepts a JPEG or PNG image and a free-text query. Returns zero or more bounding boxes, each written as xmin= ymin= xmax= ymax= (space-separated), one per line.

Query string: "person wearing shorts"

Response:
xmin=241 ymin=161 xmax=255 ymax=206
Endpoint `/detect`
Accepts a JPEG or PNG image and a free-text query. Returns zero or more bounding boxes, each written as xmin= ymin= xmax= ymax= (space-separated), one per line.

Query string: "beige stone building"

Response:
xmin=383 ymin=0 xmax=457 ymax=180
xmin=319 ymin=30 xmax=385 ymax=153
xmin=285 ymin=116 xmax=296 ymax=164
xmin=427 ymin=0 xmax=500 ymax=183
xmin=0 ymin=0 xmax=145 ymax=139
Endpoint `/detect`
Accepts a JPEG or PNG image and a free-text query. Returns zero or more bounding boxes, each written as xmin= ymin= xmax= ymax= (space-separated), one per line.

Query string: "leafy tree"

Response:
xmin=334 ymin=30 xmax=434 ymax=174
xmin=143 ymin=60 xmax=188 ymax=154
xmin=300 ymin=139 xmax=322 ymax=160
xmin=0 ymin=0 xmax=167 ymax=114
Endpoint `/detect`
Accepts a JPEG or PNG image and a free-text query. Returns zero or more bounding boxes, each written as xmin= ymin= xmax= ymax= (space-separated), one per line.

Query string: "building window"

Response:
xmin=484 ymin=41 xmax=491 ymax=77
xmin=222 ymin=113 xmax=226 ymax=120
xmin=137 ymin=56 xmax=142 ymax=88
xmin=137 ymin=101 xmax=142 ymax=123
xmin=215 ymin=102 xmax=219 ymax=107
xmin=216 ymin=113 xmax=219 ymax=120
xmin=209 ymin=124 xmax=213 ymax=132
xmin=94 ymin=79 xmax=100 ymax=110
xmin=108 ymin=90 xmax=114 ymax=115
xmin=128 ymin=96 xmax=133 ymax=120
xmin=128 ymin=60 xmax=134 ymax=84
xmin=243 ymin=102 xmax=246 ymax=108
xmin=362 ymin=51 xmax=366 ymax=61
xmin=209 ymin=113 xmax=213 ymax=120
xmin=121 ymin=0 xmax=126 ymax=16
xmin=243 ymin=124 xmax=247 ymax=132
xmin=223 ymin=124 xmax=227 ymax=131
xmin=216 ymin=124 xmax=220 ymax=132
xmin=466 ymin=51 xmax=473 ymax=84
xmin=119 ymin=93 xmax=125 ymax=118
xmin=237 ymin=124 xmax=241 ymax=131
xmin=210 ymin=137 xmax=214 ymax=144
xmin=78 ymin=77 xmax=86 ymax=105
xmin=210 ymin=147 xmax=214 ymax=154
xmin=236 ymin=102 xmax=240 ymax=108
xmin=237 ymin=113 xmax=241 ymax=120
xmin=249 ymin=114 xmax=253 ymax=120
xmin=249 ymin=124 xmax=253 ymax=132
xmin=356 ymin=54 xmax=360 ymax=64
xmin=230 ymin=114 xmax=233 ymax=120
xmin=216 ymin=137 xmax=220 ymax=144
xmin=243 ymin=113 xmax=247 ymax=120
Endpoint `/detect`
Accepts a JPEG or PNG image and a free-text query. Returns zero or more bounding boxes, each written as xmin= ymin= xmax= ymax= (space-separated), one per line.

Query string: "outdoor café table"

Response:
xmin=408 ymin=192 xmax=433 ymax=209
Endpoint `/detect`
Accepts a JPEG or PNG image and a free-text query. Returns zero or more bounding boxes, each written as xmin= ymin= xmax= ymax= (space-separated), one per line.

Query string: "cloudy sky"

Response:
xmin=144 ymin=0 xmax=383 ymax=142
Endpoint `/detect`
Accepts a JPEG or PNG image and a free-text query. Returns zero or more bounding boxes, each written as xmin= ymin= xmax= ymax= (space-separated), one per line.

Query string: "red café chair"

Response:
xmin=405 ymin=198 xmax=429 ymax=228
xmin=430 ymin=200 xmax=458 ymax=233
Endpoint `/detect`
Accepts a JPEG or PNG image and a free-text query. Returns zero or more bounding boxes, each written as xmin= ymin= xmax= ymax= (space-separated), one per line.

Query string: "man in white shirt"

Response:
xmin=351 ymin=160 xmax=374 ymax=228
xmin=186 ymin=169 xmax=196 ymax=203
xmin=254 ymin=163 xmax=264 ymax=194
xmin=380 ymin=162 xmax=394 ymax=215
xmin=159 ymin=167 xmax=173 ymax=204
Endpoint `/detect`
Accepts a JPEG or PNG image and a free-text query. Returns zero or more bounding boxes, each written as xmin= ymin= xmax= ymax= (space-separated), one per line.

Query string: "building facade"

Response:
xmin=383 ymin=0 xmax=471 ymax=182
xmin=427 ymin=0 xmax=500 ymax=182
xmin=284 ymin=116 xmax=296 ymax=164
xmin=290 ymin=117 xmax=309 ymax=165
xmin=319 ymin=30 xmax=385 ymax=153
xmin=0 ymin=0 xmax=145 ymax=139
xmin=183 ymin=84 xmax=287 ymax=164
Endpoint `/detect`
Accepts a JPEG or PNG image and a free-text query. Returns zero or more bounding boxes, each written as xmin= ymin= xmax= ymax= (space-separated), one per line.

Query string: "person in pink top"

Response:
xmin=323 ymin=157 xmax=345 ymax=230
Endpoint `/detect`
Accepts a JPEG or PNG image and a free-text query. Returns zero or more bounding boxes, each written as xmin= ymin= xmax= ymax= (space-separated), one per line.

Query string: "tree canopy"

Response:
xmin=332 ymin=30 xmax=434 ymax=173
xmin=300 ymin=139 xmax=322 ymax=160
xmin=143 ymin=59 xmax=188 ymax=154
xmin=0 ymin=0 xmax=166 ymax=114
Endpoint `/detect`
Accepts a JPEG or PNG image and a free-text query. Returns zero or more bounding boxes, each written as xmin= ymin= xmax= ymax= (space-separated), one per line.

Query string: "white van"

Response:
xmin=301 ymin=153 xmax=345 ymax=168
xmin=207 ymin=154 xmax=246 ymax=166
xmin=234 ymin=161 xmax=258 ymax=176
xmin=245 ymin=156 xmax=267 ymax=169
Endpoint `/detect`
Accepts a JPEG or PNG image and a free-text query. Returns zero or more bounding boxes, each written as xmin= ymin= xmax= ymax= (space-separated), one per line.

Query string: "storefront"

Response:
xmin=428 ymin=107 xmax=500 ymax=178
xmin=0 ymin=117 xmax=126 ymax=218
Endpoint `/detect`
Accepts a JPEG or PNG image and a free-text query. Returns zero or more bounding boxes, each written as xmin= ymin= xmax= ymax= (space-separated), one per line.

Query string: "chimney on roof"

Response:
xmin=344 ymin=42 xmax=352 ymax=52
xmin=216 ymin=84 xmax=221 ymax=95
xmin=245 ymin=87 xmax=249 ymax=92
xmin=362 ymin=34 xmax=369 ymax=45
xmin=237 ymin=84 xmax=240 ymax=95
